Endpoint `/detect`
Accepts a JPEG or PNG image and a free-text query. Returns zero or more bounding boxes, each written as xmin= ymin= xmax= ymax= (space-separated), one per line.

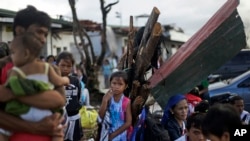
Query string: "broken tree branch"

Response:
xmin=105 ymin=0 xmax=119 ymax=13
xmin=136 ymin=7 xmax=160 ymax=58
xmin=135 ymin=22 xmax=162 ymax=80
xmin=127 ymin=16 xmax=135 ymax=69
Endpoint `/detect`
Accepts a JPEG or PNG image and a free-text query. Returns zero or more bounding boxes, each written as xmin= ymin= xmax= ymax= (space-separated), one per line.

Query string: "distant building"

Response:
xmin=111 ymin=24 xmax=191 ymax=61
xmin=0 ymin=8 xmax=190 ymax=64
xmin=0 ymin=8 xmax=73 ymax=57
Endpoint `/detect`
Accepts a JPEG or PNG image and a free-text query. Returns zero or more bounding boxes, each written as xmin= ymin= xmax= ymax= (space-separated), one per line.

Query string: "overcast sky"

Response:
xmin=0 ymin=0 xmax=249 ymax=36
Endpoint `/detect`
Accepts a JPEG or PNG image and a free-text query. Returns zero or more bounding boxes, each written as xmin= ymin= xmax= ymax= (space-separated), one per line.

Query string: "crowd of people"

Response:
xmin=0 ymin=4 xmax=250 ymax=141
xmin=160 ymin=90 xmax=250 ymax=141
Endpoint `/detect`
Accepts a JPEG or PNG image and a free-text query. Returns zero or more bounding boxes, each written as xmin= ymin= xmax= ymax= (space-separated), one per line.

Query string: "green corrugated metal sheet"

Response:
xmin=149 ymin=0 xmax=247 ymax=108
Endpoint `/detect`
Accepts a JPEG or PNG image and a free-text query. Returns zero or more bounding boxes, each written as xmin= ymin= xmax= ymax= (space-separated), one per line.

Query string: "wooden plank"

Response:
xmin=148 ymin=0 xmax=246 ymax=108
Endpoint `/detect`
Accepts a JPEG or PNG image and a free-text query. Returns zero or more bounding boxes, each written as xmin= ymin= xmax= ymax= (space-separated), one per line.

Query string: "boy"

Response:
xmin=230 ymin=96 xmax=250 ymax=125
xmin=202 ymin=104 xmax=242 ymax=141
xmin=56 ymin=51 xmax=83 ymax=141
xmin=176 ymin=113 xmax=207 ymax=141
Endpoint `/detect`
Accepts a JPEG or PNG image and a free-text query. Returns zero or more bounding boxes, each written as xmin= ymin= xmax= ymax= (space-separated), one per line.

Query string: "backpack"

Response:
xmin=122 ymin=96 xmax=133 ymax=140
xmin=131 ymin=107 xmax=170 ymax=141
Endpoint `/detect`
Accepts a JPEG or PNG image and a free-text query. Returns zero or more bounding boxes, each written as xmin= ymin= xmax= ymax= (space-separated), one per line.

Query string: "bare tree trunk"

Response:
xmin=82 ymin=28 xmax=96 ymax=63
xmin=69 ymin=0 xmax=85 ymax=64
xmin=98 ymin=0 xmax=119 ymax=66
xmin=99 ymin=0 xmax=106 ymax=66
xmin=69 ymin=0 xmax=91 ymax=65
xmin=69 ymin=0 xmax=100 ymax=91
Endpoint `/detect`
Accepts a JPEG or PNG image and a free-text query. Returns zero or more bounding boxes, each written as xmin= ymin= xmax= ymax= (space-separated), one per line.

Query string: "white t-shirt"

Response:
xmin=241 ymin=110 xmax=250 ymax=125
xmin=175 ymin=134 xmax=211 ymax=141
xmin=175 ymin=135 xmax=187 ymax=141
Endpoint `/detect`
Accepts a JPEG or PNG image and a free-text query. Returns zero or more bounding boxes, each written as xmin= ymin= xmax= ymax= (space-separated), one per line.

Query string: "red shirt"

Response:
xmin=0 ymin=62 xmax=14 ymax=85
xmin=10 ymin=133 xmax=51 ymax=141
xmin=185 ymin=93 xmax=202 ymax=107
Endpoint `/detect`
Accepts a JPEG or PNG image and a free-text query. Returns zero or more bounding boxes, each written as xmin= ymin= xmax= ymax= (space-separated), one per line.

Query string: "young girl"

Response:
xmin=5 ymin=33 xmax=68 ymax=141
xmin=99 ymin=71 xmax=132 ymax=141
xmin=56 ymin=51 xmax=83 ymax=141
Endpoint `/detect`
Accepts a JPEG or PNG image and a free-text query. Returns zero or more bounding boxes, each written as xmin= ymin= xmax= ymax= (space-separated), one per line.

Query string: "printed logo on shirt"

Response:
xmin=65 ymin=84 xmax=78 ymax=105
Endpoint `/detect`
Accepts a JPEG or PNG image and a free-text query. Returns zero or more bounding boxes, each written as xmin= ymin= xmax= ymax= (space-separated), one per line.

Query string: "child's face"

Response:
xmin=57 ymin=59 xmax=73 ymax=76
xmin=10 ymin=41 xmax=27 ymax=67
xmin=47 ymin=57 xmax=55 ymax=64
xmin=207 ymin=133 xmax=230 ymax=141
xmin=110 ymin=77 xmax=127 ymax=95
xmin=187 ymin=127 xmax=206 ymax=141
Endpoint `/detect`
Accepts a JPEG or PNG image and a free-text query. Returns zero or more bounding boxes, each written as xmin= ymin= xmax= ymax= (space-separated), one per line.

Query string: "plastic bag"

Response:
xmin=79 ymin=106 xmax=98 ymax=128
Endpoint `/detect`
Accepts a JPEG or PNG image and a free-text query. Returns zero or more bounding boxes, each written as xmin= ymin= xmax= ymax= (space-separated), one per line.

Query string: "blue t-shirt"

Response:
xmin=102 ymin=65 xmax=112 ymax=76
